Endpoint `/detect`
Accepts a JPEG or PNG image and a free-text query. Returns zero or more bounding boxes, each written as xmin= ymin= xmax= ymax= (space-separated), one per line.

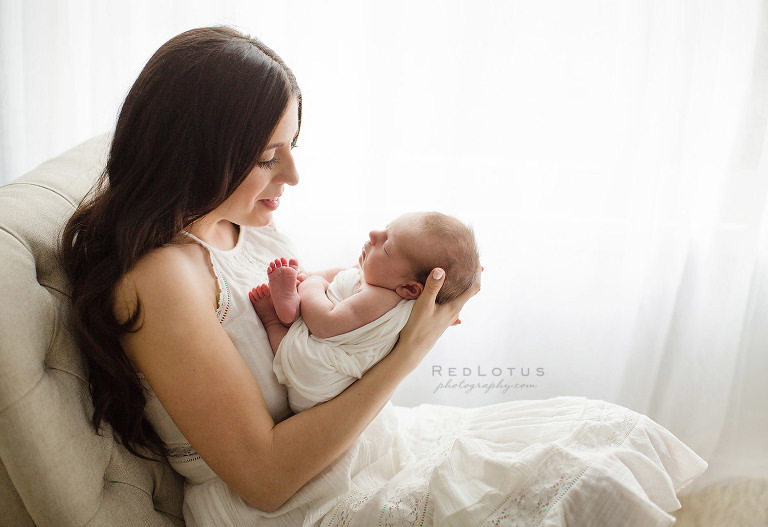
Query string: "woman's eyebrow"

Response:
xmin=267 ymin=128 xmax=300 ymax=150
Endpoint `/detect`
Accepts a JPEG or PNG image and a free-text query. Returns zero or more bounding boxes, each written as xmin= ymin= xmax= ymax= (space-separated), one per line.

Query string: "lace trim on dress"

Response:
xmin=321 ymin=487 xmax=381 ymax=527
xmin=376 ymin=413 xmax=465 ymax=526
xmin=322 ymin=411 xmax=465 ymax=527
xmin=209 ymin=256 xmax=231 ymax=323
xmin=179 ymin=231 xmax=231 ymax=323
xmin=322 ymin=403 xmax=641 ymax=527
xmin=379 ymin=481 xmax=432 ymax=527
xmin=477 ymin=404 xmax=640 ymax=527
xmin=167 ymin=443 xmax=202 ymax=465
xmin=230 ymin=243 xmax=278 ymax=277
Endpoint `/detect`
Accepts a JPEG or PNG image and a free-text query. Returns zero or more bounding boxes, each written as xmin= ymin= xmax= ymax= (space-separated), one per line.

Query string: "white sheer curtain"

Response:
xmin=2 ymin=0 xmax=766 ymax=490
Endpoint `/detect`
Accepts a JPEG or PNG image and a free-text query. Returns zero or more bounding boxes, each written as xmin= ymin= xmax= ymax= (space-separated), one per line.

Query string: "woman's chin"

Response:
xmin=241 ymin=211 xmax=273 ymax=228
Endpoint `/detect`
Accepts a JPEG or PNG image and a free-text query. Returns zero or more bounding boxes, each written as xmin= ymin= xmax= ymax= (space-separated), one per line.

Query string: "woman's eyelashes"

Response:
xmin=258 ymin=157 xmax=279 ymax=169
xmin=259 ymin=142 xmax=296 ymax=169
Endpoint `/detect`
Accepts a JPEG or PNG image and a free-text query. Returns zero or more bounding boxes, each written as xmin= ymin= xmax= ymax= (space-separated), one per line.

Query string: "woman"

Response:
xmin=61 ymin=26 xmax=705 ymax=526
xmin=61 ymin=25 xmax=474 ymax=521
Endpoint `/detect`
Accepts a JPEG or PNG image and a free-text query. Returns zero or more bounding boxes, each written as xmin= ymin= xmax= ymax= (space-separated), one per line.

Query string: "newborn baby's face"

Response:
xmin=359 ymin=213 xmax=426 ymax=291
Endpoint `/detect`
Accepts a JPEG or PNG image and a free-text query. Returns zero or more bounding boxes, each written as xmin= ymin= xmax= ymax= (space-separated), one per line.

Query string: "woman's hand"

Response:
xmin=395 ymin=266 xmax=481 ymax=368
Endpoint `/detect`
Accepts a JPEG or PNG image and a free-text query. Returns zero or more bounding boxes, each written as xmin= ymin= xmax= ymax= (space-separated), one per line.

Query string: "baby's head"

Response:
xmin=359 ymin=211 xmax=480 ymax=304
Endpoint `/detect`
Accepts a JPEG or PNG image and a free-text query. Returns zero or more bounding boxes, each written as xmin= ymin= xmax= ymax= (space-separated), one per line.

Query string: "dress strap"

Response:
xmin=180 ymin=231 xmax=231 ymax=322
xmin=180 ymin=230 xmax=210 ymax=248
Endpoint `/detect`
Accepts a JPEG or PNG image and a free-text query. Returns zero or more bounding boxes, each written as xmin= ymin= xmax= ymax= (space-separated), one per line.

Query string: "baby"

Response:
xmin=249 ymin=211 xmax=480 ymax=413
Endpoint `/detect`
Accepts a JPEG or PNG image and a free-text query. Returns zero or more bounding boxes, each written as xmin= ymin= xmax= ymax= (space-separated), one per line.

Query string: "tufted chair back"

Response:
xmin=0 ymin=135 xmax=185 ymax=526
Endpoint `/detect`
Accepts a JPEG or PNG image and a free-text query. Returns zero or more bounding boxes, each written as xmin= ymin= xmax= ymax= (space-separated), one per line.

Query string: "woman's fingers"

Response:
xmin=450 ymin=267 xmax=482 ymax=308
xmin=416 ymin=268 xmax=446 ymax=308
xmin=442 ymin=267 xmax=481 ymax=326
xmin=397 ymin=267 xmax=479 ymax=362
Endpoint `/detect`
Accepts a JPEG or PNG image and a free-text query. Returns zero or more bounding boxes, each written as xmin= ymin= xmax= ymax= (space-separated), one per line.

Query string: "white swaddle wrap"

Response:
xmin=273 ymin=267 xmax=414 ymax=412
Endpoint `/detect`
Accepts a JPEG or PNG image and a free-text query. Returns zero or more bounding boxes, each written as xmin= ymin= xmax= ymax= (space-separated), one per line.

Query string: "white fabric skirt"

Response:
xmin=183 ymin=396 xmax=707 ymax=527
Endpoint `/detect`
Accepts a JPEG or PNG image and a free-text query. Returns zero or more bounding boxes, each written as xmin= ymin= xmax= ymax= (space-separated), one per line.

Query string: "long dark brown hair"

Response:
xmin=60 ymin=26 xmax=301 ymax=458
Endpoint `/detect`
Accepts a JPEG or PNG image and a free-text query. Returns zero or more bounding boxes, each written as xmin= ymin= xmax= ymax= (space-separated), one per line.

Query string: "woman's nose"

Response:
xmin=280 ymin=166 xmax=299 ymax=186
xmin=277 ymin=153 xmax=299 ymax=186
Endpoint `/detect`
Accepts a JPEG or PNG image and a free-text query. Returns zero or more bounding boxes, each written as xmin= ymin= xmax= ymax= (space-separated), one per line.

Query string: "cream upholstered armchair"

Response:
xmin=0 ymin=135 xmax=185 ymax=526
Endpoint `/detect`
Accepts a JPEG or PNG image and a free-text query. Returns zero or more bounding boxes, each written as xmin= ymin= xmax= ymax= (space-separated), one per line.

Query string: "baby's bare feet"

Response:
xmin=267 ymin=258 xmax=300 ymax=325
xmin=249 ymin=284 xmax=283 ymax=328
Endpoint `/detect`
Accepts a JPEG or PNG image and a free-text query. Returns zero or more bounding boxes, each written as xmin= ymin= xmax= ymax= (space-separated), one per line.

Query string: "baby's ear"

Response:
xmin=396 ymin=280 xmax=424 ymax=300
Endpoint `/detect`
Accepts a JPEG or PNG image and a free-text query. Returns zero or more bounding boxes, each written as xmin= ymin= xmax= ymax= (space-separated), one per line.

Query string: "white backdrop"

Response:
xmin=2 ymin=0 xmax=767 ymax=490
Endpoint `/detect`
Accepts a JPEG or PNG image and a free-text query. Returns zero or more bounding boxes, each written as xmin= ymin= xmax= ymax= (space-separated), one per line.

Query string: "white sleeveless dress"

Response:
xmin=139 ymin=226 xmax=707 ymax=527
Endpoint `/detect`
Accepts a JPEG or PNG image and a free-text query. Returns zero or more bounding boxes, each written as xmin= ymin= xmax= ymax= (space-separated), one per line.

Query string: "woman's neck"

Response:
xmin=188 ymin=217 xmax=240 ymax=250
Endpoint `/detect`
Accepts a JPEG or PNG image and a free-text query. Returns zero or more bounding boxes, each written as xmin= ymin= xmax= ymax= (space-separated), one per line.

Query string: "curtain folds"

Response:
xmin=1 ymin=0 xmax=765 ymax=491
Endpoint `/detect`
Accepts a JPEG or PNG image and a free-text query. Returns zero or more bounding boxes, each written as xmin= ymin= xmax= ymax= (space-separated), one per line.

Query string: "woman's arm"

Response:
xmin=263 ymin=267 xmax=478 ymax=509
xmin=119 ymin=248 xmax=478 ymax=513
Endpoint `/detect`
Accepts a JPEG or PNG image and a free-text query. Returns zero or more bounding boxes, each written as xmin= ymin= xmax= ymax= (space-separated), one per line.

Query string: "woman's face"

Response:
xmin=214 ymin=97 xmax=300 ymax=228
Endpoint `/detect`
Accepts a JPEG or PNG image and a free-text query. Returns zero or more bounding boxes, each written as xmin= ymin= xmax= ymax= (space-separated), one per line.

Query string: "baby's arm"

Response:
xmin=298 ymin=277 xmax=402 ymax=339
xmin=297 ymin=266 xmax=346 ymax=284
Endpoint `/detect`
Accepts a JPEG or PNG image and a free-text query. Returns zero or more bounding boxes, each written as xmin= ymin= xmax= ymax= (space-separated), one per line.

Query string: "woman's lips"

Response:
xmin=259 ymin=197 xmax=280 ymax=210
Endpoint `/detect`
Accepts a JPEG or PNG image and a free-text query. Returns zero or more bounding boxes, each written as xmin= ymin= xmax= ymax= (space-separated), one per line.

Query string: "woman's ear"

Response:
xmin=396 ymin=280 xmax=424 ymax=300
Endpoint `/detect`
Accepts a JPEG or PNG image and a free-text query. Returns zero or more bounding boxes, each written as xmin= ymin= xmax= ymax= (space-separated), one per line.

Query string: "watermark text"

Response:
xmin=431 ymin=364 xmax=545 ymax=395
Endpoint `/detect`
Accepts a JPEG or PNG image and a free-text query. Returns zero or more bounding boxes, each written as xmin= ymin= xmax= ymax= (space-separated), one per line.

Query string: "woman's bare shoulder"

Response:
xmin=114 ymin=241 xmax=217 ymax=324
